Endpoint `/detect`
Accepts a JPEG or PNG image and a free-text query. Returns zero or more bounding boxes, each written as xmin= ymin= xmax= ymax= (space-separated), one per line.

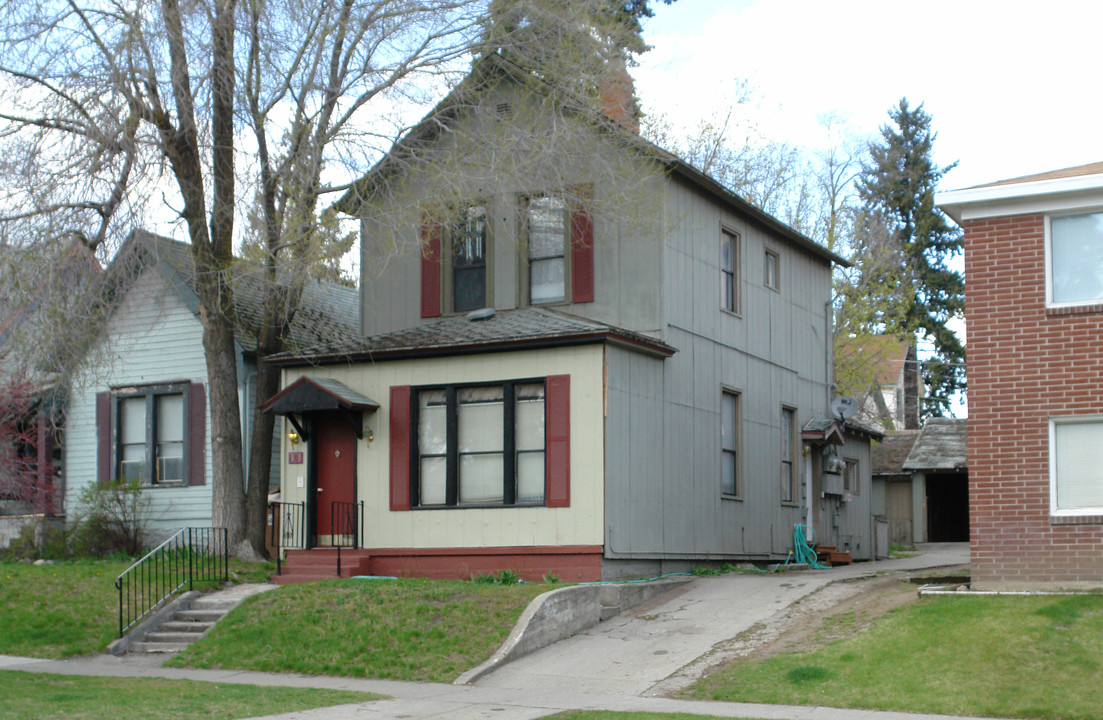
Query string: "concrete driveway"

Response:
xmin=475 ymin=543 xmax=970 ymax=697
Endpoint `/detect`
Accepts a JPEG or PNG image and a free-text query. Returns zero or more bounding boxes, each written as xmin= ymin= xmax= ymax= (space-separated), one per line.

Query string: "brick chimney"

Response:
xmin=600 ymin=55 xmax=638 ymax=133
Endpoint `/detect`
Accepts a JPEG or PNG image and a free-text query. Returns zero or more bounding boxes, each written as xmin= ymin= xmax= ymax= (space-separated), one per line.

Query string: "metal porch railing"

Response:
xmin=114 ymin=527 xmax=228 ymax=637
xmin=269 ymin=501 xmax=306 ymax=575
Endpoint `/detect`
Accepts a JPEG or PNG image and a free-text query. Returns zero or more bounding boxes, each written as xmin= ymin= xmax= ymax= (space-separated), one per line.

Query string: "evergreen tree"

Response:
xmin=853 ymin=98 xmax=964 ymax=416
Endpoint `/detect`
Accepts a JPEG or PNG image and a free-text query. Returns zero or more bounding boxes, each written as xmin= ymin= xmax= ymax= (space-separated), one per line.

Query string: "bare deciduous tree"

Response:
xmin=0 ymin=0 xmax=669 ymax=556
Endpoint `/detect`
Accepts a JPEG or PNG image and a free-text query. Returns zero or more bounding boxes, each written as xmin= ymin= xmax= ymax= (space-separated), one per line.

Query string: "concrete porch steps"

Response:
xmin=128 ymin=596 xmax=238 ymax=654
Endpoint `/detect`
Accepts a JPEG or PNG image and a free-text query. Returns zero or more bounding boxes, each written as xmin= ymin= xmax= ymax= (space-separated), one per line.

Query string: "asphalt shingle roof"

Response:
xmin=132 ymin=232 xmax=359 ymax=353
xmin=872 ymin=431 xmax=919 ymax=475
xmin=268 ymin=306 xmax=675 ymax=365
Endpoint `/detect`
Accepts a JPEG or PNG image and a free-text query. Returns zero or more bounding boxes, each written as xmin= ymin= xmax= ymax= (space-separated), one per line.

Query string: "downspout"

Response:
xmin=242 ymin=370 xmax=256 ymax=488
xmin=804 ymin=445 xmax=814 ymax=544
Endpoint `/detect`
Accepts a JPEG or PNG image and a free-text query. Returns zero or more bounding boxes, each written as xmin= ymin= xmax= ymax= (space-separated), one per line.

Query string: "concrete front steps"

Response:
xmin=110 ymin=583 xmax=277 ymax=656
xmin=271 ymin=548 xmax=373 ymax=585
xmin=129 ymin=595 xmax=238 ymax=653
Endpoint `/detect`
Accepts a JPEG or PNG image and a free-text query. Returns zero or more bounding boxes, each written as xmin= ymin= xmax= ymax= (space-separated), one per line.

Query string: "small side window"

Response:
xmin=765 ymin=249 xmax=780 ymax=291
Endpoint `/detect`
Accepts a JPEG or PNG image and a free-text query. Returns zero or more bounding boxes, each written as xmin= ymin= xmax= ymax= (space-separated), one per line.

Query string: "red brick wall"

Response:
xmin=965 ymin=213 xmax=1103 ymax=589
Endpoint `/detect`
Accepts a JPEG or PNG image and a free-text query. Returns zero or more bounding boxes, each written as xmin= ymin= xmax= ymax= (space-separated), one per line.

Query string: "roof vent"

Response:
xmin=466 ymin=307 xmax=495 ymax=321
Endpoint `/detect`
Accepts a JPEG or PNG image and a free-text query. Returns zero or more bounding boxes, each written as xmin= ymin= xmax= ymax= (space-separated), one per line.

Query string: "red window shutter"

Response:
xmin=96 ymin=391 xmax=112 ymax=484
xmin=420 ymin=215 xmax=442 ymax=318
xmin=545 ymin=374 xmax=570 ymax=507
xmin=570 ymin=184 xmax=595 ymax=304
xmin=389 ymin=386 xmax=412 ymax=510
xmin=188 ymin=383 xmax=206 ymax=486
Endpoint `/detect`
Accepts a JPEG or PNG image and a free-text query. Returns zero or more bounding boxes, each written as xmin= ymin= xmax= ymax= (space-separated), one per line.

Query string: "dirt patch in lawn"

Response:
xmin=651 ymin=566 xmax=968 ymax=696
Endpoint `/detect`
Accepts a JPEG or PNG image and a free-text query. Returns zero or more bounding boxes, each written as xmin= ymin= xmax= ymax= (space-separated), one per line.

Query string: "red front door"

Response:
xmin=313 ymin=415 xmax=357 ymax=538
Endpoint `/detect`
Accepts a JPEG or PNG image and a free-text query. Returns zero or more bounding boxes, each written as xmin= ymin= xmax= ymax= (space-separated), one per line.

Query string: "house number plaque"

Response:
xmin=288 ymin=451 xmax=303 ymax=464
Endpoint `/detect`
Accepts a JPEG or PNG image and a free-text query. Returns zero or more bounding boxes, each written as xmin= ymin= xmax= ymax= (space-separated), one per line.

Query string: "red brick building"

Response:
xmin=939 ymin=162 xmax=1103 ymax=590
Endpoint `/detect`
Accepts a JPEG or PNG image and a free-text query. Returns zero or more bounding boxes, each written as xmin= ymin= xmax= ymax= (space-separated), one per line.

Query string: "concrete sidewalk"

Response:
xmin=3 ymin=543 xmax=976 ymax=720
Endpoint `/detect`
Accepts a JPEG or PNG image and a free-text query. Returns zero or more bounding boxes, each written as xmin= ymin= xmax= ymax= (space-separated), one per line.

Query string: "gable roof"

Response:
xmin=109 ymin=230 xmax=359 ymax=355
xmin=267 ymin=306 xmax=675 ymax=366
xmin=903 ymin=417 xmax=967 ymax=472
xmin=337 ymin=53 xmax=848 ymax=269
xmin=872 ymin=430 xmax=920 ymax=475
xmin=835 ymin=335 xmax=912 ymax=386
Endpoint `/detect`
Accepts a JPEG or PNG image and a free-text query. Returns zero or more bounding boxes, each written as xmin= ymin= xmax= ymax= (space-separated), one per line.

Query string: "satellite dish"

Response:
xmin=831 ymin=396 xmax=858 ymax=421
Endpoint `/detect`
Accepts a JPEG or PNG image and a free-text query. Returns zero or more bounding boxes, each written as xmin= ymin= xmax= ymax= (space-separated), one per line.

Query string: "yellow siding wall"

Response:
xmin=278 ymin=344 xmax=605 ymax=549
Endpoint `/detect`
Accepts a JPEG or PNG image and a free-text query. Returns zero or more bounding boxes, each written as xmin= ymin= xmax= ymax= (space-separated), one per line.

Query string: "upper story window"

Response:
xmin=721 ymin=390 xmax=741 ymax=497
xmin=451 ymin=205 xmax=488 ymax=312
xmin=780 ymin=406 xmax=797 ymax=504
xmin=1047 ymin=211 xmax=1103 ymax=307
xmin=526 ymin=194 xmax=568 ymax=304
xmin=1049 ymin=416 xmax=1103 ymax=517
xmin=414 ymin=381 xmax=547 ymax=507
xmin=721 ymin=230 xmax=739 ymax=313
xmin=765 ymin=249 xmax=780 ymax=290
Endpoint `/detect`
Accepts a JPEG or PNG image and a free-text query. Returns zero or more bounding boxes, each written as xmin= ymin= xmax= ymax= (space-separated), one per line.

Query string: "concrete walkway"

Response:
xmin=3 ymin=543 xmax=980 ymax=720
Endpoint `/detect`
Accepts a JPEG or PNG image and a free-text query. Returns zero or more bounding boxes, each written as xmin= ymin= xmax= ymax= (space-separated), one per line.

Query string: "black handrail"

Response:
xmin=329 ymin=501 xmax=363 ymax=577
xmin=269 ymin=501 xmax=306 ymax=575
xmin=114 ymin=527 xmax=228 ymax=637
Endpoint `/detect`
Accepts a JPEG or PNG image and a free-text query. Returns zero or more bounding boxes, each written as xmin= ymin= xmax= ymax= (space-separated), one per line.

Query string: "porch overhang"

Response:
xmin=260 ymin=375 xmax=379 ymax=440
xmin=801 ymin=417 xmax=846 ymax=446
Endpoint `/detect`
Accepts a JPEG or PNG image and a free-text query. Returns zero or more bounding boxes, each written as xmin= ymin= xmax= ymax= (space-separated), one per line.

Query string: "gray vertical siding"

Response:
xmin=603 ymin=175 xmax=863 ymax=563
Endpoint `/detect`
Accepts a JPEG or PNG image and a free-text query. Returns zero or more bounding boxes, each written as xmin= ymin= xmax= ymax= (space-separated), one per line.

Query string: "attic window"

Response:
xmin=496 ymin=102 xmax=513 ymax=120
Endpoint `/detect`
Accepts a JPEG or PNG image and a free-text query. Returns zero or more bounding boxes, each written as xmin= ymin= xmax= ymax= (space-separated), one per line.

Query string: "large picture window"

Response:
xmin=1050 ymin=417 xmax=1103 ymax=516
xmin=1048 ymin=211 xmax=1103 ymax=306
xmin=414 ymin=381 xmax=546 ymax=507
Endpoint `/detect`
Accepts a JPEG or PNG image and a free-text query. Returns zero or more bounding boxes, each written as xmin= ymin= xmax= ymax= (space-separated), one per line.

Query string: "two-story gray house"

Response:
xmin=264 ymin=55 xmax=878 ymax=581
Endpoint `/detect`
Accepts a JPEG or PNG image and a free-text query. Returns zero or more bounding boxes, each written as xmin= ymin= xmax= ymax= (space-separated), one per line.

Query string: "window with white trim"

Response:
xmin=414 ymin=381 xmax=546 ymax=507
xmin=1050 ymin=417 xmax=1103 ymax=515
xmin=1047 ymin=211 xmax=1103 ymax=306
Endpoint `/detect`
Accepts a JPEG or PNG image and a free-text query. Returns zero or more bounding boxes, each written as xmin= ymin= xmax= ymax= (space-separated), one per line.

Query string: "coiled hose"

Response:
xmin=793 ymin=523 xmax=831 ymax=569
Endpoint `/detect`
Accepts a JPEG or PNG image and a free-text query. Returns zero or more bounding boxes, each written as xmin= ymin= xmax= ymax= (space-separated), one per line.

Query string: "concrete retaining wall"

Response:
xmin=456 ymin=576 xmax=691 ymax=684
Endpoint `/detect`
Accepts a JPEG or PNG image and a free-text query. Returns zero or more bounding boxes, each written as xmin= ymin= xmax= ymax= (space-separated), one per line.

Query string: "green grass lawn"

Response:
xmin=685 ymin=590 xmax=1103 ymax=720
xmin=0 ymin=560 xmax=130 ymax=658
xmin=0 ymin=670 xmax=378 ymax=720
xmin=169 ymin=576 xmax=551 ymax=682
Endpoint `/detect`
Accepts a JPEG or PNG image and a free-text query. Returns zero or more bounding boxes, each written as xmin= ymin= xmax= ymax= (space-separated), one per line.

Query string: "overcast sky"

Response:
xmin=636 ymin=0 xmax=1103 ymax=192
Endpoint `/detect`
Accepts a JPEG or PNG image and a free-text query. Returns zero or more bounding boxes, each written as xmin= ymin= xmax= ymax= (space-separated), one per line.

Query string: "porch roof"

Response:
xmin=265 ymin=307 xmax=677 ymax=366
xmin=260 ymin=375 xmax=380 ymax=415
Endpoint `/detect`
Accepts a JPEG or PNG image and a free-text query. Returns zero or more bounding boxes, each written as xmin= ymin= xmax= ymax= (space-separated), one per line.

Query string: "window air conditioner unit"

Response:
xmin=158 ymin=456 xmax=184 ymax=483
